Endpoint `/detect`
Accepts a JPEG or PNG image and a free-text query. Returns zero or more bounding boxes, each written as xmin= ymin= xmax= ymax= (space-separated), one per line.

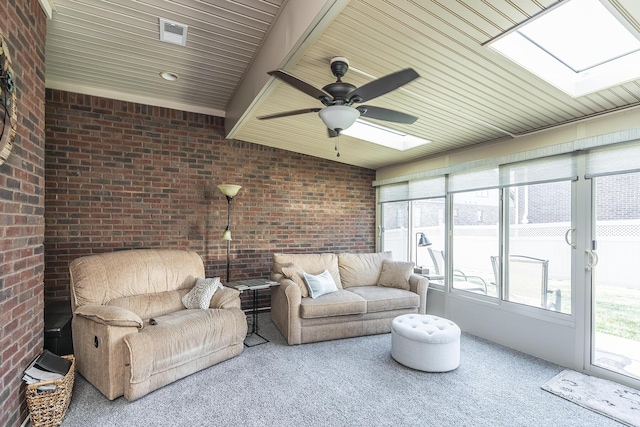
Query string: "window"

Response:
xmin=489 ymin=0 xmax=640 ymax=97
xmin=503 ymin=181 xmax=572 ymax=313
xmin=380 ymin=177 xmax=446 ymax=272
xmin=451 ymin=189 xmax=500 ymax=296
xmin=381 ymin=201 xmax=408 ymax=260
xmin=498 ymin=155 xmax=577 ymax=312
xmin=448 ymin=167 xmax=499 ymax=296
xmin=378 ymin=154 xmax=577 ymax=312
xmin=412 ymin=198 xmax=445 ymax=272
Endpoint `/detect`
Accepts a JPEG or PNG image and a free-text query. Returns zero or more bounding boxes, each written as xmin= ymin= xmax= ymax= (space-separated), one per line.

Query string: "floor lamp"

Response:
xmin=218 ymin=184 xmax=242 ymax=283
xmin=415 ymin=232 xmax=432 ymax=274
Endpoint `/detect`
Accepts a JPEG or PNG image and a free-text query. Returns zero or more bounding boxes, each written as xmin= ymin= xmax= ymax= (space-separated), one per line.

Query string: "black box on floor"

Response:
xmin=44 ymin=301 xmax=74 ymax=356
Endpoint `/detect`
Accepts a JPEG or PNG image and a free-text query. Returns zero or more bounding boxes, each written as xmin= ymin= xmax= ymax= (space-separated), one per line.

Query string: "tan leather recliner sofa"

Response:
xmin=69 ymin=249 xmax=247 ymax=401
xmin=270 ymin=251 xmax=429 ymax=345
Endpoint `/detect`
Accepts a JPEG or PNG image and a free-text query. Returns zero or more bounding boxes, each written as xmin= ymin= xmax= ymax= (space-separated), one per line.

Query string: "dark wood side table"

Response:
xmin=227 ymin=279 xmax=279 ymax=347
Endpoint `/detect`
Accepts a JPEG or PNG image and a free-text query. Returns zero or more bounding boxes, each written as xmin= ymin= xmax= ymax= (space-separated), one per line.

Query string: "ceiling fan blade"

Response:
xmin=268 ymin=70 xmax=333 ymax=103
xmin=356 ymin=105 xmax=418 ymax=124
xmin=327 ymin=128 xmax=339 ymax=138
xmin=347 ymin=68 xmax=419 ymax=103
xmin=257 ymin=108 xmax=322 ymax=120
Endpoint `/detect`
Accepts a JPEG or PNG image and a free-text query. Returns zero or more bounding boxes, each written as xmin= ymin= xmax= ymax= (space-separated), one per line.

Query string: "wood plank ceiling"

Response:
xmin=45 ymin=0 xmax=285 ymax=115
xmin=45 ymin=0 xmax=640 ymax=170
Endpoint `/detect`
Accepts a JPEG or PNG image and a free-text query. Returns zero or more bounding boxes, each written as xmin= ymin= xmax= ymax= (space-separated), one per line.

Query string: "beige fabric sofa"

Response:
xmin=69 ymin=249 xmax=247 ymax=401
xmin=270 ymin=252 xmax=429 ymax=345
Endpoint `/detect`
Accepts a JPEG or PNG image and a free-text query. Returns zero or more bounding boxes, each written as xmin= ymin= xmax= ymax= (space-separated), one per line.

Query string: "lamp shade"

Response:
xmin=218 ymin=184 xmax=242 ymax=197
xmin=222 ymin=229 xmax=232 ymax=241
xmin=417 ymin=232 xmax=432 ymax=247
xmin=318 ymin=105 xmax=360 ymax=131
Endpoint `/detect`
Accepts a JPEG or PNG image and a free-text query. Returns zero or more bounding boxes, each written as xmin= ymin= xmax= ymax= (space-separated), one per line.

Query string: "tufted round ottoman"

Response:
xmin=391 ymin=314 xmax=461 ymax=372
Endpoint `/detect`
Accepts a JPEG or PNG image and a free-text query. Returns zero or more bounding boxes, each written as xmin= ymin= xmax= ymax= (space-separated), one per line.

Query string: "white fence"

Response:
xmin=384 ymin=222 xmax=640 ymax=287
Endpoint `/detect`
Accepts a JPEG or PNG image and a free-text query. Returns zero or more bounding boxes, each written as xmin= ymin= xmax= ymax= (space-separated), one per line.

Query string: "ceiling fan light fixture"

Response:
xmin=318 ymin=105 xmax=360 ymax=132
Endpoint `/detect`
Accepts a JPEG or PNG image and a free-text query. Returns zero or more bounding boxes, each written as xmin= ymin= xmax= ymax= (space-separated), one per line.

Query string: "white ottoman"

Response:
xmin=391 ymin=314 xmax=461 ymax=372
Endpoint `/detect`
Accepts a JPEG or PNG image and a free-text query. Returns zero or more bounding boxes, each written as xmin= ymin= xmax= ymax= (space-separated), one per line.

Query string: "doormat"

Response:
xmin=542 ymin=369 xmax=640 ymax=426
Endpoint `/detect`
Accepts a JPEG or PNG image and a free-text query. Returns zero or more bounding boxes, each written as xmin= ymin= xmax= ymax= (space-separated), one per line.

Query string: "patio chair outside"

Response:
xmin=490 ymin=255 xmax=562 ymax=312
xmin=428 ymin=248 xmax=488 ymax=294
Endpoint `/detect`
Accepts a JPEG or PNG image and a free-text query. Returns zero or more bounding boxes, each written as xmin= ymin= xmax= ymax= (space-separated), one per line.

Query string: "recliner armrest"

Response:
xmin=75 ymin=304 xmax=143 ymax=328
xmin=209 ymin=287 xmax=241 ymax=309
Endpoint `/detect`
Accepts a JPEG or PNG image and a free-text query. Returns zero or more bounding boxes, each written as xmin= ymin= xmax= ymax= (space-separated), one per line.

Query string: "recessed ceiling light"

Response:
xmin=159 ymin=71 xmax=179 ymax=81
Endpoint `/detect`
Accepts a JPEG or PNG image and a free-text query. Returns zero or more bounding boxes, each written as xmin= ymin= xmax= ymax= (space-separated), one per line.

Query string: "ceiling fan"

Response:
xmin=257 ymin=57 xmax=420 ymax=138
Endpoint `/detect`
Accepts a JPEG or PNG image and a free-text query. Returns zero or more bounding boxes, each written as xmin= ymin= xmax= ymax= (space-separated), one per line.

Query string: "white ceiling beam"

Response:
xmin=38 ymin=0 xmax=55 ymax=19
xmin=224 ymin=0 xmax=349 ymax=138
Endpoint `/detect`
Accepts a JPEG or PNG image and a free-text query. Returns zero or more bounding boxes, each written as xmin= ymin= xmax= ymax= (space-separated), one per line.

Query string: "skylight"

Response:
xmin=341 ymin=119 xmax=430 ymax=151
xmin=489 ymin=0 xmax=640 ymax=97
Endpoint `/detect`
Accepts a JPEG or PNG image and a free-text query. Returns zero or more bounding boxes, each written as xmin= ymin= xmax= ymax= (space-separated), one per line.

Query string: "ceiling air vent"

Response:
xmin=159 ymin=18 xmax=188 ymax=46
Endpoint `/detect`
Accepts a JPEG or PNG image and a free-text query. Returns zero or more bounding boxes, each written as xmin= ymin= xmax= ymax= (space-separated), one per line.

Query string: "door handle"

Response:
xmin=585 ymin=250 xmax=599 ymax=271
xmin=565 ymin=228 xmax=576 ymax=248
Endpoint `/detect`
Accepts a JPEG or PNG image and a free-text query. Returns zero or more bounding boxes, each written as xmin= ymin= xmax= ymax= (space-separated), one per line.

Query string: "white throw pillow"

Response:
xmin=303 ymin=270 xmax=338 ymax=299
xmin=181 ymin=277 xmax=222 ymax=309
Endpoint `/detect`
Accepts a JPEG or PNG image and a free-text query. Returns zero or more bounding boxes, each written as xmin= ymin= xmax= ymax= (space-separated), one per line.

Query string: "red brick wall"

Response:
xmin=0 ymin=2 xmax=47 ymax=426
xmin=44 ymin=90 xmax=376 ymax=308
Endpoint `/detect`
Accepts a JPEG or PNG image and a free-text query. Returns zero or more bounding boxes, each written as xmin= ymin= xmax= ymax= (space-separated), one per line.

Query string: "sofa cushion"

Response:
xmin=124 ymin=308 xmax=246 ymax=384
xmin=338 ymin=252 xmax=393 ymax=288
xmin=377 ymin=260 xmax=415 ymax=290
xmin=273 ymin=253 xmax=342 ymax=289
xmin=346 ymin=286 xmax=420 ymax=313
xmin=303 ymin=270 xmax=338 ymax=299
xmin=182 ymin=277 xmax=222 ymax=309
xmin=299 ymin=290 xmax=366 ymax=319
xmin=281 ymin=262 xmax=309 ymax=297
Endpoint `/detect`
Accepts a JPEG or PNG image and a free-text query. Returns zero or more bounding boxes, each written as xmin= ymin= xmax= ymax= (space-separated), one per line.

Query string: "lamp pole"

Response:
xmin=217 ymin=184 xmax=242 ymax=284
xmin=225 ymin=195 xmax=232 ymax=283
xmin=416 ymin=232 xmax=432 ymax=269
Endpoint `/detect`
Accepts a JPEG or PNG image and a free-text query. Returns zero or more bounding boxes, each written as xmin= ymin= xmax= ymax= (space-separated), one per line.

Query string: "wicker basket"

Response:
xmin=26 ymin=355 xmax=75 ymax=427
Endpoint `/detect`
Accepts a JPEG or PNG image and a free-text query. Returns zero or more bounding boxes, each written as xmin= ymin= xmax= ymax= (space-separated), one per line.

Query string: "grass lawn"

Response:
xmin=595 ymin=283 xmax=640 ymax=341
xmin=550 ymin=280 xmax=640 ymax=341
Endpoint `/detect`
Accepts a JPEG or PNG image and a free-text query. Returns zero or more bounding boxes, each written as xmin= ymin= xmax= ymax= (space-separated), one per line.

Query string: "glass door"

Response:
xmin=591 ymin=171 xmax=640 ymax=381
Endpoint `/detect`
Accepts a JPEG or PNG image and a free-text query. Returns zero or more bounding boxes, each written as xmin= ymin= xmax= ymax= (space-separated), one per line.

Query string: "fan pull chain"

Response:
xmin=335 ymin=135 xmax=340 ymax=157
